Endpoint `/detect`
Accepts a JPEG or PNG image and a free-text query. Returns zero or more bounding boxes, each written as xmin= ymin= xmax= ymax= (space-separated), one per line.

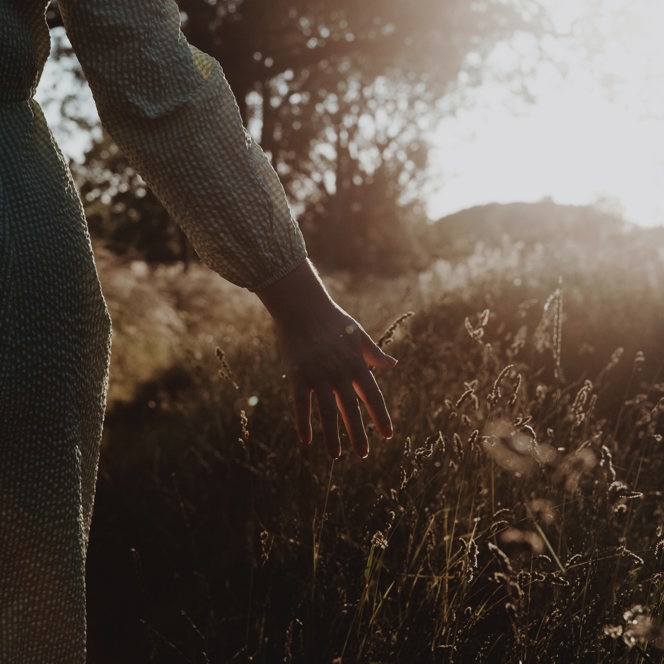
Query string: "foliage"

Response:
xmin=180 ymin=0 xmax=550 ymax=272
xmin=78 ymin=136 xmax=194 ymax=265
xmin=47 ymin=0 xmax=555 ymax=273
xmin=86 ymin=205 xmax=664 ymax=662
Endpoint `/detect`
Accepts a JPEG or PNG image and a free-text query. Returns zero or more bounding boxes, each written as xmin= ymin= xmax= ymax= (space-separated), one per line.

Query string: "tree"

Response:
xmin=176 ymin=0 xmax=550 ymax=272
xmin=48 ymin=1 xmax=552 ymax=272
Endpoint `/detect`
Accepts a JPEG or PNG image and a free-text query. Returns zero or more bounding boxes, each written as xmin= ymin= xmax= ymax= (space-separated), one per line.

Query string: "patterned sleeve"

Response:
xmin=57 ymin=0 xmax=307 ymax=291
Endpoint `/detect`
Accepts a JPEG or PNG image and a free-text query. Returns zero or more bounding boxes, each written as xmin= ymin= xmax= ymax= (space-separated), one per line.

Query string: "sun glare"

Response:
xmin=428 ymin=0 xmax=664 ymax=227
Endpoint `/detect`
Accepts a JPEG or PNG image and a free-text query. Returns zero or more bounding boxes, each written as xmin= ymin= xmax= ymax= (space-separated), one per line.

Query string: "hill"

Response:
xmin=421 ymin=200 xmax=664 ymax=261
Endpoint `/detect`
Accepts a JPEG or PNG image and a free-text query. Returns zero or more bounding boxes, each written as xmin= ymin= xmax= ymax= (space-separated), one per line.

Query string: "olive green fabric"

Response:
xmin=0 ymin=1 xmax=306 ymax=661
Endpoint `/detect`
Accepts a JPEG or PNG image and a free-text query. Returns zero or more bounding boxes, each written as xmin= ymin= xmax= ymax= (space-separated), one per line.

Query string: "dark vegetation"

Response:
xmin=86 ymin=203 xmax=664 ymax=663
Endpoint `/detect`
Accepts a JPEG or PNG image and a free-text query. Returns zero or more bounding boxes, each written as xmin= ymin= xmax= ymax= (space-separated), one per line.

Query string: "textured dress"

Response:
xmin=0 ymin=1 xmax=307 ymax=661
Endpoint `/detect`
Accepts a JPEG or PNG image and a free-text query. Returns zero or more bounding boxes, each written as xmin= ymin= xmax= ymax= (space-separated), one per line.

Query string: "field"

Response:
xmin=86 ymin=204 xmax=664 ymax=663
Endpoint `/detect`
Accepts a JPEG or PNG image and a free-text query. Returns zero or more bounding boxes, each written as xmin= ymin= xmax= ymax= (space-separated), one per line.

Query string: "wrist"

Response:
xmin=256 ymin=259 xmax=336 ymax=327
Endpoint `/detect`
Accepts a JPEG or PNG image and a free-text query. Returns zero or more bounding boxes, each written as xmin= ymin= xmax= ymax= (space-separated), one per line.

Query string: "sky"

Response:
xmin=427 ymin=68 xmax=664 ymax=226
xmin=426 ymin=0 xmax=664 ymax=226
xmin=36 ymin=0 xmax=664 ymax=228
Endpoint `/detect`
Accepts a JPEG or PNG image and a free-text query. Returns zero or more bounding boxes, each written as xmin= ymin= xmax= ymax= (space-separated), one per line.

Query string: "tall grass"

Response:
xmin=88 ymin=224 xmax=664 ymax=663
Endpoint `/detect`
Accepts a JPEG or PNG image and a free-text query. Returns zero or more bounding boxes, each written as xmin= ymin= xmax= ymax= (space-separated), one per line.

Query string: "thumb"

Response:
xmin=360 ymin=331 xmax=398 ymax=369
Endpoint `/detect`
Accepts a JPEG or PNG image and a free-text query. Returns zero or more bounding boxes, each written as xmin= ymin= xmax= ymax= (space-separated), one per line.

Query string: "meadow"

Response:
xmin=86 ymin=204 xmax=664 ymax=663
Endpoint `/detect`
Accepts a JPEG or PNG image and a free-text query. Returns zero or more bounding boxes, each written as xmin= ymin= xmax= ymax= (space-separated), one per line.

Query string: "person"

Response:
xmin=0 ymin=0 xmax=396 ymax=661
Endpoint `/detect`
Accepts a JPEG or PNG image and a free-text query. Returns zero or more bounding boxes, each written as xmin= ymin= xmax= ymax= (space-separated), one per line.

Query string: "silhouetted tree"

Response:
xmin=177 ymin=1 xmax=549 ymax=270
xmin=48 ymin=0 xmax=551 ymax=272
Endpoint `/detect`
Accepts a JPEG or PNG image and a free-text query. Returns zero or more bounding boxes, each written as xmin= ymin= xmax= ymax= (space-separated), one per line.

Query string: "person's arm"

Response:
xmin=257 ymin=260 xmax=396 ymax=458
xmin=58 ymin=0 xmax=396 ymax=455
xmin=58 ymin=0 xmax=306 ymax=290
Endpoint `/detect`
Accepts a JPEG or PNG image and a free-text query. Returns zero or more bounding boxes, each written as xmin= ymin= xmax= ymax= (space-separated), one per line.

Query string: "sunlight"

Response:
xmin=36 ymin=2 xmax=664 ymax=229
xmin=428 ymin=0 xmax=664 ymax=227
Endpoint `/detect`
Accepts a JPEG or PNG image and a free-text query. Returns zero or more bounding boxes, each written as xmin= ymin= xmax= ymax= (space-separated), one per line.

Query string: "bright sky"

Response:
xmin=37 ymin=0 xmax=664 ymax=228
xmin=427 ymin=0 xmax=664 ymax=226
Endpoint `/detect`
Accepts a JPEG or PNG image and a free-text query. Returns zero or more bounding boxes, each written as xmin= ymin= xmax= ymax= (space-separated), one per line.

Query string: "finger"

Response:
xmin=316 ymin=388 xmax=341 ymax=459
xmin=335 ymin=388 xmax=369 ymax=459
xmin=360 ymin=330 xmax=398 ymax=369
xmin=353 ymin=370 xmax=393 ymax=439
xmin=291 ymin=376 xmax=312 ymax=444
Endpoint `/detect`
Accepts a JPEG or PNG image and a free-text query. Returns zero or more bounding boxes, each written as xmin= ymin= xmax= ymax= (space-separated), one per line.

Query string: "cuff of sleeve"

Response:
xmin=248 ymin=251 xmax=309 ymax=293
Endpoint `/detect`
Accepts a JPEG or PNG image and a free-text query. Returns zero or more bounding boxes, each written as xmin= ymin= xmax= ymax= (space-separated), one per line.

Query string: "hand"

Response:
xmin=257 ymin=260 xmax=397 ymax=458
xmin=278 ymin=304 xmax=396 ymax=459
